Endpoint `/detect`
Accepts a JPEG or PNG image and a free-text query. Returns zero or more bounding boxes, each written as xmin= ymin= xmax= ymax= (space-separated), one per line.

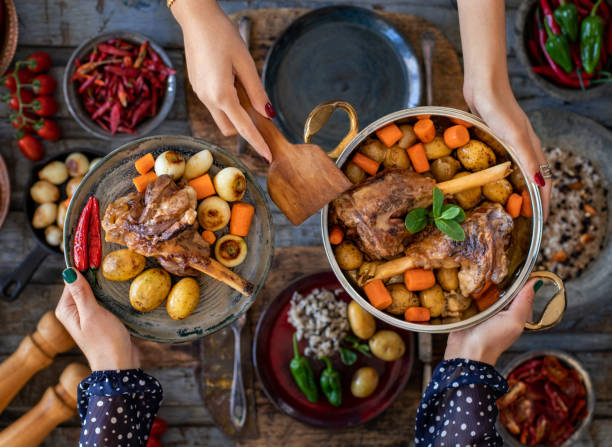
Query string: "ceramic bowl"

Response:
xmin=0 ymin=0 xmax=18 ymax=76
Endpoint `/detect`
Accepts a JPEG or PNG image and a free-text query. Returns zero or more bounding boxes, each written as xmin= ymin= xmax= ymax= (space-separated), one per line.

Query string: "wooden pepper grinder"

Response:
xmin=0 ymin=311 xmax=75 ymax=413
xmin=0 ymin=362 xmax=90 ymax=447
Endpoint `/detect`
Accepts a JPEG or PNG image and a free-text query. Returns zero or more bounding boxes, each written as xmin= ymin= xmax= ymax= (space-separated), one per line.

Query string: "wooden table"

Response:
xmin=0 ymin=1 xmax=609 ymax=446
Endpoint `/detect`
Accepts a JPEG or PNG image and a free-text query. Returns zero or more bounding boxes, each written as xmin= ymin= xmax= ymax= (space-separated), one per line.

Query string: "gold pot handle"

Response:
xmin=303 ymin=101 xmax=359 ymax=159
xmin=524 ymin=271 xmax=566 ymax=331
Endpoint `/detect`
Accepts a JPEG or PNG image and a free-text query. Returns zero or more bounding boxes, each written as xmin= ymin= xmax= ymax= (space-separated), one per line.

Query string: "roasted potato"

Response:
xmin=198 ymin=196 xmax=231 ymax=231
xmin=215 ymin=234 xmax=247 ymax=267
xmin=419 ymin=284 xmax=445 ymax=318
xmin=334 ymin=241 xmax=363 ymax=270
xmin=452 ymin=172 xmax=482 ymax=209
xmin=351 ymin=367 xmax=379 ymax=398
xmin=30 ymin=180 xmax=59 ymax=204
xmin=348 ymin=301 xmax=376 ymax=339
xmin=155 ymin=151 xmax=185 ymax=180
xmin=462 ymin=302 xmax=479 ymax=319
xmin=38 ymin=161 xmax=68 ymax=185
xmin=66 ymin=176 xmax=84 ymax=197
xmin=446 ymin=291 xmax=472 ymax=313
xmin=32 ymin=203 xmax=57 ymax=229
xmin=89 ymin=157 xmax=102 ymax=172
xmin=431 ymin=156 xmax=461 ymax=182
xmin=436 ymin=268 xmax=459 ymax=292
xmin=483 ymin=179 xmax=513 ymax=204
xmin=214 ymin=167 xmax=246 ymax=202
xmin=359 ymin=140 xmax=386 ymax=163
xmin=183 ymin=149 xmax=213 ymax=180
xmin=44 ymin=225 xmax=62 ymax=246
xmin=166 ymin=278 xmax=200 ymax=320
xmin=369 ymin=330 xmax=406 ymax=361
xmin=345 ymin=161 xmax=366 ymax=184
xmin=397 ymin=124 xmax=418 ymax=149
xmin=102 ymin=249 xmax=146 ymax=282
xmin=56 ymin=201 xmax=67 ymax=229
xmin=424 ymin=136 xmax=452 ymax=160
xmin=509 ymin=167 xmax=527 ymax=192
xmin=129 ymin=268 xmax=171 ymax=312
xmin=65 ymin=152 xmax=89 ymax=177
xmin=383 ymin=146 xmax=411 ymax=169
xmin=457 ymin=140 xmax=496 ymax=171
xmin=386 ymin=284 xmax=420 ymax=315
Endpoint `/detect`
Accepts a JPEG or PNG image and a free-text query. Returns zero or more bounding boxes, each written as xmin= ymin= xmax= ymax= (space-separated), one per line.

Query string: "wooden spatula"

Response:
xmin=235 ymin=82 xmax=352 ymax=225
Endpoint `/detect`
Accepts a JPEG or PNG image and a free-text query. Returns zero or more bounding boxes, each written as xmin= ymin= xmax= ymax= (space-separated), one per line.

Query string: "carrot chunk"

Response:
xmin=202 ymin=230 xmax=216 ymax=245
xmin=363 ymin=279 xmax=393 ymax=310
xmin=476 ymin=287 xmax=500 ymax=312
xmin=520 ymin=189 xmax=532 ymax=217
xmin=406 ymin=143 xmax=430 ymax=173
xmin=443 ymin=125 xmax=470 ymax=149
xmin=404 ymin=269 xmax=436 ymax=291
xmin=506 ymin=193 xmax=523 ymax=218
xmin=329 ymin=225 xmax=344 ymax=245
xmin=376 ymin=123 xmax=403 ymax=147
xmin=404 ymin=306 xmax=431 ymax=322
xmin=133 ymin=171 xmax=158 ymax=193
xmin=472 ymin=281 xmax=493 ymax=300
xmin=413 ymin=118 xmax=436 ymax=143
xmin=188 ymin=174 xmax=216 ymax=200
xmin=134 ymin=153 xmax=155 ymax=175
xmin=450 ymin=117 xmax=473 ymax=128
xmin=352 ymin=152 xmax=380 ymax=176
xmin=230 ymin=202 xmax=255 ymax=237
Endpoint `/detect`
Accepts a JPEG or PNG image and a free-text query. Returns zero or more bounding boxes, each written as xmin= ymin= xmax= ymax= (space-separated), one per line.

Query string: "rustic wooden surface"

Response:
xmin=0 ymin=1 xmax=609 ymax=446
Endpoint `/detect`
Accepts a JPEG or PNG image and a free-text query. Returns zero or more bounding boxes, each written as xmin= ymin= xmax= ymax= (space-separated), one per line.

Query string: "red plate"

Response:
xmin=253 ymin=271 xmax=414 ymax=428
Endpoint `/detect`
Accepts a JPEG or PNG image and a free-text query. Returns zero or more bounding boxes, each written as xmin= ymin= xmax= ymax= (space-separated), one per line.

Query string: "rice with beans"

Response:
xmin=287 ymin=288 xmax=349 ymax=358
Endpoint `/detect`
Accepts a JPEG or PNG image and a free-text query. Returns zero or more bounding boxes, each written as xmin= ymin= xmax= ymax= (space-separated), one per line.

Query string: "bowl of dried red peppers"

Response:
xmin=63 ymin=31 xmax=176 ymax=140
xmin=497 ymin=351 xmax=594 ymax=447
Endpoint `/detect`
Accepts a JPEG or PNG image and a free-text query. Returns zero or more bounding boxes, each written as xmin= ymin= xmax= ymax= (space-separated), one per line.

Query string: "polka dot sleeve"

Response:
xmin=415 ymin=358 xmax=508 ymax=447
xmin=77 ymin=369 xmax=163 ymax=447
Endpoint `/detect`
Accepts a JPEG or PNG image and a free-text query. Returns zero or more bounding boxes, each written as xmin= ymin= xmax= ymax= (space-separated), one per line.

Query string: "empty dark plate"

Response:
xmin=263 ymin=6 xmax=422 ymax=150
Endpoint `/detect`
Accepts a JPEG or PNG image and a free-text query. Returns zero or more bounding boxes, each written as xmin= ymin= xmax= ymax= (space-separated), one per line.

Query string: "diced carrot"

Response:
xmin=476 ymin=286 xmax=500 ymax=312
xmin=413 ymin=118 xmax=436 ymax=143
xmin=404 ymin=269 xmax=436 ymax=291
xmin=404 ymin=306 xmax=431 ymax=322
xmin=133 ymin=171 xmax=158 ymax=193
xmin=134 ymin=153 xmax=155 ymax=175
xmin=406 ymin=143 xmax=430 ymax=173
xmin=520 ymin=189 xmax=532 ymax=217
xmin=230 ymin=202 xmax=255 ymax=236
xmin=472 ymin=281 xmax=493 ymax=300
xmin=376 ymin=123 xmax=403 ymax=147
xmin=450 ymin=117 xmax=473 ymax=128
xmin=352 ymin=152 xmax=380 ymax=176
xmin=506 ymin=193 xmax=523 ymax=218
xmin=329 ymin=225 xmax=344 ymax=245
xmin=416 ymin=114 xmax=431 ymax=119
xmin=188 ymin=174 xmax=216 ymax=200
xmin=202 ymin=230 xmax=216 ymax=245
xmin=443 ymin=125 xmax=470 ymax=149
xmin=363 ymin=279 xmax=393 ymax=310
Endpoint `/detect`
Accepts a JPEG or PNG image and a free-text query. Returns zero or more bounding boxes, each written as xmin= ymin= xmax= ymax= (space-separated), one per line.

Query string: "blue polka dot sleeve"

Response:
xmin=77 ymin=369 xmax=163 ymax=447
xmin=415 ymin=359 xmax=508 ymax=447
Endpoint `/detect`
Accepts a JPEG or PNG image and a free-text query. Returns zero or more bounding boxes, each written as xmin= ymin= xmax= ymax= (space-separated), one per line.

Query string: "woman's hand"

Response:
xmin=172 ymin=0 xmax=273 ymax=162
xmin=55 ymin=268 xmax=139 ymax=371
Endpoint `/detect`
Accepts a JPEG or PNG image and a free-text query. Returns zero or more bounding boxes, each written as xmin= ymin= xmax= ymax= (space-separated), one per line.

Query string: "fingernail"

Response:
xmin=62 ymin=268 xmax=77 ymax=284
xmin=533 ymin=280 xmax=543 ymax=292
xmin=265 ymin=102 xmax=275 ymax=119
xmin=534 ymin=172 xmax=545 ymax=187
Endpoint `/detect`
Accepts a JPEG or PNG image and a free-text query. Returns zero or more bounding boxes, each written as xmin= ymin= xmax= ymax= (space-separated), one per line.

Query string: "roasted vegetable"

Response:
xmin=424 ymin=136 xmax=452 ymax=160
xmin=38 ymin=161 xmax=68 ymax=185
xmin=368 ymin=330 xmax=406 ymax=361
xmin=386 ymin=283 xmax=420 ymax=315
xmin=483 ymin=179 xmax=513 ymax=204
xmin=166 ymin=277 xmax=200 ymax=320
xmin=319 ymin=356 xmax=342 ymax=406
xmin=419 ymin=284 xmax=445 ymax=318
xmin=457 ymin=140 xmax=496 ymax=172
xmin=290 ymin=333 xmax=319 ymax=403
xmin=214 ymin=167 xmax=246 ymax=202
xmin=334 ymin=241 xmax=363 ymax=271
xmin=65 ymin=152 xmax=90 ymax=177
xmin=32 ymin=203 xmax=57 ymax=229
xmin=397 ymin=124 xmax=418 ymax=149
xmin=383 ymin=145 xmax=411 ymax=169
xmin=348 ymin=300 xmax=376 ymax=339
xmin=44 ymin=225 xmax=62 ymax=246
xmin=129 ymin=268 xmax=171 ymax=312
xmin=154 ymin=151 xmax=185 ymax=180
xmin=359 ymin=139 xmax=387 ymax=163
xmin=452 ymin=172 xmax=482 ymax=209
xmin=183 ymin=149 xmax=213 ymax=180
xmin=66 ymin=176 xmax=84 ymax=197
xmin=215 ymin=234 xmax=247 ymax=267
xmin=102 ymin=249 xmax=146 ymax=282
xmin=197 ymin=196 xmax=231 ymax=231
xmin=30 ymin=180 xmax=59 ymax=204
xmin=431 ymin=156 xmax=461 ymax=182
xmin=436 ymin=268 xmax=459 ymax=291
xmin=345 ymin=161 xmax=366 ymax=184
xmin=351 ymin=366 xmax=379 ymax=398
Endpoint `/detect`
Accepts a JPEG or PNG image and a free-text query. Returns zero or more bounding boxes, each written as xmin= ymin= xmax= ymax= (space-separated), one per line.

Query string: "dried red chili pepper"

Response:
xmin=534 ymin=414 xmax=549 ymax=443
xmin=98 ymin=43 xmax=133 ymax=57
xmin=73 ymin=197 xmax=93 ymax=271
xmin=515 ymin=397 xmax=536 ymax=424
xmin=130 ymin=99 xmax=151 ymax=128
xmin=498 ymin=381 xmax=526 ymax=409
xmin=542 ymin=355 xmax=569 ymax=385
xmin=501 ymin=408 xmax=521 ymax=435
xmin=545 ymin=382 xmax=569 ymax=420
xmin=88 ymin=197 xmax=101 ymax=270
xmin=110 ymin=102 xmax=121 ymax=135
xmin=134 ymin=41 xmax=149 ymax=69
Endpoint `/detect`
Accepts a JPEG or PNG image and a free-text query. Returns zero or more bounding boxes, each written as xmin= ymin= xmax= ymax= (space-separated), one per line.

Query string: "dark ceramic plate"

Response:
xmin=263 ymin=6 xmax=422 ymax=150
xmin=253 ymin=271 xmax=414 ymax=428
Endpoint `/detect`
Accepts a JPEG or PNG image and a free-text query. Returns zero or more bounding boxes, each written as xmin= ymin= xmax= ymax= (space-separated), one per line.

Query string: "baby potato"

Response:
xmin=386 ymin=284 xmax=420 ymax=315
xmin=436 ymin=268 xmax=459 ymax=291
xmin=446 ymin=291 xmax=472 ymax=313
xmin=88 ymin=157 xmax=102 ymax=172
xmin=130 ymin=268 xmax=171 ymax=312
xmin=65 ymin=152 xmax=89 ymax=177
xmin=457 ymin=140 xmax=496 ymax=172
xmin=214 ymin=167 xmax=246 ymax=202
xmin=166 ymin=278 xmax=200 ymax=320
xmin=102 ymin=249 xmax=146 ymax=282
xmin=183 ymin=149 xmax=213 ymax=180
xmin=215 ymin=234 xmax=247 ymax=267
xmin=351 ymin=367 xmax=379 ymax=398
xmin=56 ymin=201 xmax=67 ymax=229
xmin=369 ymin=330 xmax=406 ymax=361
xmin=334 ymin=241 xmax=363 ymax=271
xmin=509 ymin=167 xmax=527 ymax=192
xmin=419 ymin=284 xmax=445 ymax=318
xmin=155 ymin=151 xmax=185 ymax=180
xmin=452 ymin=172 xmax=482 ymax=209
xmin=383 ymin=146 xmax=411 ymax=169
xmin=66 ymin=176 xmax=84 ymax=197
xmin=38 ymin=161 xmax=68 ymax=185
xmin=431 ymin=156 xmax=461 ymax=182
xmin=483 ymin=178 xmax=513 ymax=204
xmin=32 ymin=203 xmax=57 ymax=229
xmin=397 ymin=124 xmax=418 ymax=149
xmin=345 ymin=161 xmax=366 ymax=184
xmin=348 ymin=300 xmax=376 ymax=339
xmin=359 ymin=140 xmax=387 ymax=163
xmin=30 ymin=180 xmax=59 ymax=204
xmin=198 ymin=196 xmax=231 ymax=231
xmin=44 ymin=225 xmax=62 ymax=246
xmin=424 ymin=136 xmax=452 ymax=160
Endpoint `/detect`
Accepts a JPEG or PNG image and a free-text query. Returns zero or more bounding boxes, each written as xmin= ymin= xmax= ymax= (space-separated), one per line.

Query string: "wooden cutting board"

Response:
xmin=186 ymin=8 xmax=467 ymax=176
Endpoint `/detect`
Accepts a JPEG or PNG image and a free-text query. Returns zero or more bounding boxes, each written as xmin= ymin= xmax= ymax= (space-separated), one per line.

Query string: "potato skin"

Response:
xmin=483 ymin=179 xmax=513 ymax=204
xmin=457 ymin=140 xmax=496 ymax=171
xmin=102 ymin=249 xmax=146 ymax=282
xmin=38 ymin=161 xmax=68 ymax=185
xmin=369 ymin=330 xmax=406 ymax=361
xmin=431 ymin=156 xmax=461 ymax=182
xmin=419 ymin=284 xmax=445 ymax=318
xmin=65 ymin=152 xmax=89 ymax=177
xmin=446 ymin=291 xmax=472 ymax=313
xmin=166 ymin=278 xmax=200 ymax=320
xmin=32 ymin=203 xmax=57 ymax=229
xmin=56 ymin=201 xmax=67 ymax=229
xmin=351 ymin=366 xmax=379 ymax=398
xmin=348 ymin=301 xmax=376 ymax=339
xmin=397 ymin=124 xmax=418 ymax=149
xmin=386 ymin=284 xmax=420 ymax=315
xmin=452 ymin=172 xmax=482 ymax=209
xmin=509 ymin=167 xmax=527 ymax=192
xmin=436 ymin=268 xmax=459 ymax=292
xmin=66 ymin=176 xmax=84 ymax=197
xmin=345 ymin=161 xmax=366 ymax=184
xmin=129 ymin=268 xmax=171 ymax=312
xmin=44 ymin=225 xmax=62 ymax=246
xmin=424 ymin=136 xmax=452 ymax=160
xmin=334 ymin=241 xmax=363 ymax=270
xmin=359 ymin=140 xmax=387 ymax=163
xmin=30 ymin=180 xmax=60 ymax=204
xmin=383 ymin=146 xmax=411 ymax=169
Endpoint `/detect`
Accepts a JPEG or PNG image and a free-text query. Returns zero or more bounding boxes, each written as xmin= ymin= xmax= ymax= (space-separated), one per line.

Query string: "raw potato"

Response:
xmin=397 ymin=124 xmax=418 ymax=149
xmin=424 ymin=136 xmax=452 ymax=160
xmin=129 ymin=268 xmax=171 ymax=312
xmin=345 ymin=161 xmax=366 ymax=184
xmin=198 ymin=196 xmax=230 ymax=231
xmin=66 ymin=176 xmax=84 ymax=197
xmin=89 ymin=157 xmax=102 ymax=172
xmin=38 ymin=161 xmax=68 ymax=185
xmin=30 ymin=180 xmax=59 ymax=203
xmin=65 ymin=152 xmax=89 ymax=177
xmin=215 ymin=234 xmax=247 ymax=267
xmin=166 ymin=278 xmax=200 ymax=320
xmin=44 ymin=225 xmax=62 ymax=246
xmin=383 ymin=146 xmax=411 ymax=169
xmin=32 ymin=203 xmax=57 ymax=229
xmin=509 ymin=167 xmax=527 ymax=192
xmin=102 ymin=249 xmax=146 ymax=282
xmin=348 ymin=301 xmax=376 ymax=339
xmin=334 ymin=241 xmax=363 ymax=270
xmin=214 ymin=167 xmax=246 ymax=202
xmin=457 ymin=140 xmax=496 ymax=171
xmin=359 ymin=140 xmax=386 ymax=163
xmin=386 ymin=284 xmax=420 ymax=315
xmin=436 ymin=268 xmax=459 ymax=291
xmin=419 ymin=284 xmax=445 ymax=318
xmin=155 ymin=151 xmax=185 ymax=180
xmin=56 ymin=202 xmax=67 ymax=229
xmin=369 ymin=330 xmax=406 ymax=361
xmin=431 ymin=156 xmax=461 ymax=182
xmin=452 ymin=172 xmax=482 ymax=209
xmin=351 ymin=367 xmax=379 ymax=398
xmin=446 ymin=291 xmax=472 ymax=313
xmin=183 ymin=149 xmax=213 ymax=180
xmin=483 ymin=179 xmax=513 ymax=204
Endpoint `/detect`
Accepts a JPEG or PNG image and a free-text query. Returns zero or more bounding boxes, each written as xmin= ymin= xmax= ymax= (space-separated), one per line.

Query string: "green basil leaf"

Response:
xmin=453 ymin=207 xmax=466 ymax=223
xmin=440 ymin=206 xmax=461 ymax=220
xmin=356 ymin=344 xmax=372 ymax=357
xmin=435 ymin=218 xmax=466 ymax=241
xmin=405 ymin=208 xmax=427 ymax=234
xmin=432 ymin=187 xmax=443 ymax=218
xmin=340 ymin=347 xmax=357 ymax=365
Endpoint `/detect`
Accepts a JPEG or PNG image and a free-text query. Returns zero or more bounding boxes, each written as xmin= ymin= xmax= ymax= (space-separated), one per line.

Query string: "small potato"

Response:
xmin=345 ymin=161 xmax=366 ymax=184
xmin=483 ymin=178 xmax=513 ymax=204
xmin=155 ymin=151 xmax=185 ymax=180
xmin=334 ymin=241 xmax=363 ymax=271
xmin=88 ymin=157 xmax=102 ymax=172
xmin=65 ymin=152 xmax=89 ymax=177
xmin=215 ymin=234 xmax=247 ymax=267
xmin=183 ymin=149 xmax=213 ymax=180
xmin=452 ymin=172 xmax=481 ymax=209
xmin=32 ymin=203 xmax=57 ymax=229
xmin=386 ymin=284 xmax=420 ymax=315
xmin=129 ymin=268 xmax=171 ymax=312
xmin=167 ymin=278 xmax=200 ymax=320
xmin=436 ymin=268 xmax=459 ymax=291
xmin=431 ymin=156 xmax=461 ymax=182
xmin=44 ymin=225 xmax=62 ymax=246
xmin=383 ymin=146 xmax=411 ymax=169
xmin=509 ymin=167 xmax=527 ymax=192
xmin=214 ymin=167 xmax=246 ymax=202
xmin=397 ymin=124 xmax=418 ymax=149
xmin=369 ymin=330 xmax=406 ymax=361
xmin=348 ymin=300 xmax=376 ymax=339
xmin=457 ymin=140 xmax=496 ymax=172
xmin=419 ymin=284 xmax=445 ymax=318
xmin=462 ymin=302 xmax=479 ymax=319
xmin=446 ymin=291 xmax=472 ymax=313
xmin=66 ymin=176 xmax=84 ymax=197
xmin=359 ymin=140 xmax=386 ymax=163
xmin=38 ymin=161 xmax=68 ymax=185
xmin=30 ymin=180 xmax=59 ymax=203
xmin=351 ymin=366 xmax=379 ymax=398
xmin=424 ymin=136 xmax=452 ymax=160
xmin=198 ymin=196 xmax=231 ymax=231
xmin=102 ymin=249 xmax=146 ymax=282
xmin=56 ymin=201 xmax=67 ymax=229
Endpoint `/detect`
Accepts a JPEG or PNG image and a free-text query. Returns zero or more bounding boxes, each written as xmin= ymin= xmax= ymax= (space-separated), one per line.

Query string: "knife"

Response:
xmin=236 ymin=16 xmax=251 ymax=155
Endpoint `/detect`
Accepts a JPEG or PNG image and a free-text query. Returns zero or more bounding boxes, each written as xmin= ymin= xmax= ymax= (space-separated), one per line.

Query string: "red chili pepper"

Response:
xmin=134 ymin=41 xmax=149 ymax=69
xmin=147 ymin=46 xmax=161 ymax=63
xmin=110 ymin=102 xmax=121 ymax=135
xmin=73 ymin=198 xmax=93 ymax=271
xmin=498 ymin=381 xmax=526 ymax=409
xmin=117 ymin=125 xmax=137 ymax=134
xmin=98 ymin=43 xmax=133 ymax=57
xmin=88 ymin=198 xmax=101 ymax=270
xmin=77 ymin=74 xmax=99 ymax=94
xmin=545 ymin=382 xmax=569 ymax=420
xmin=130 ymin=99 xmax=151 ymax=128
xmin=541 ymin=0 xmax=562 ymax=33
xmin=105 ymin=65 xmax=140 ymax=78
xmin=542 ymin=355 xmax=569 ymax=386
xmin=533 ymin=415 xmax=549 ymax=443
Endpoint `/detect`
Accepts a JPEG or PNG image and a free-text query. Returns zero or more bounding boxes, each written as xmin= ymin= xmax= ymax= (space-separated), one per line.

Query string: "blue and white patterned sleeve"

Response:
xmin=415 ymin=359 xmax=508 ymax=447
xmin=77 ymin=369 xmax=163 ymax=447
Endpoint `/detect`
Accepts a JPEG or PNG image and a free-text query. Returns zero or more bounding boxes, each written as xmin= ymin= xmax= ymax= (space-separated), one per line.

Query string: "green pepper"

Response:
xmin=319 ymin=356 xmax=342 ymax=407
xmin=289 ymin=333 xmax=319 ymax=403
xmin=580 ymin=0 xmax=604 ymax=74
xmin=554 ymin=0 xmax=579 ymax=42
xmin=544 ymin=20 xmax=573 ymax=73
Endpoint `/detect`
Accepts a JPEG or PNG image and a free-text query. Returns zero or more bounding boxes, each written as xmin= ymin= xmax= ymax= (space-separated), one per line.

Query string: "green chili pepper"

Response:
xmin=553 ymin=0 xmax=579 ymax=42
xmin=319 ymin=356 xmax=342 ymax=407
xmin=580 ymin=0 xmax=604 ymax=74
xmin=544 ymin=20 xmax=573 ymax=73
xmin=290 ymin=333 xmax=319 ymax=403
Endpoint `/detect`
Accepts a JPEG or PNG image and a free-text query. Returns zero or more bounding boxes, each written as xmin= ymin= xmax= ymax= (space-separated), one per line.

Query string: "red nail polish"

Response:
xmin=265 ymin=102 xmax=275 ymax=119
xmin=534 ymin=172 xmax=545 ymax=187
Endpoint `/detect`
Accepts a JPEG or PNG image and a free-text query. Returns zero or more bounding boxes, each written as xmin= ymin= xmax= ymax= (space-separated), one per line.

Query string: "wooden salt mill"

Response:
xmin=0 ymin=311 xmax=75 ymax=413
xmin=0 ymin=362 xmax=90 ymax=447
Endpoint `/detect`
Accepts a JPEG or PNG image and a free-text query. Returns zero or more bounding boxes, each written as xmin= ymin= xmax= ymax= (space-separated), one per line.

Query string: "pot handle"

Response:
xmin=524 ymin=271 xmax=566 ymax=331
xmin=303 ymin=101 xmax=359 ymax=159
